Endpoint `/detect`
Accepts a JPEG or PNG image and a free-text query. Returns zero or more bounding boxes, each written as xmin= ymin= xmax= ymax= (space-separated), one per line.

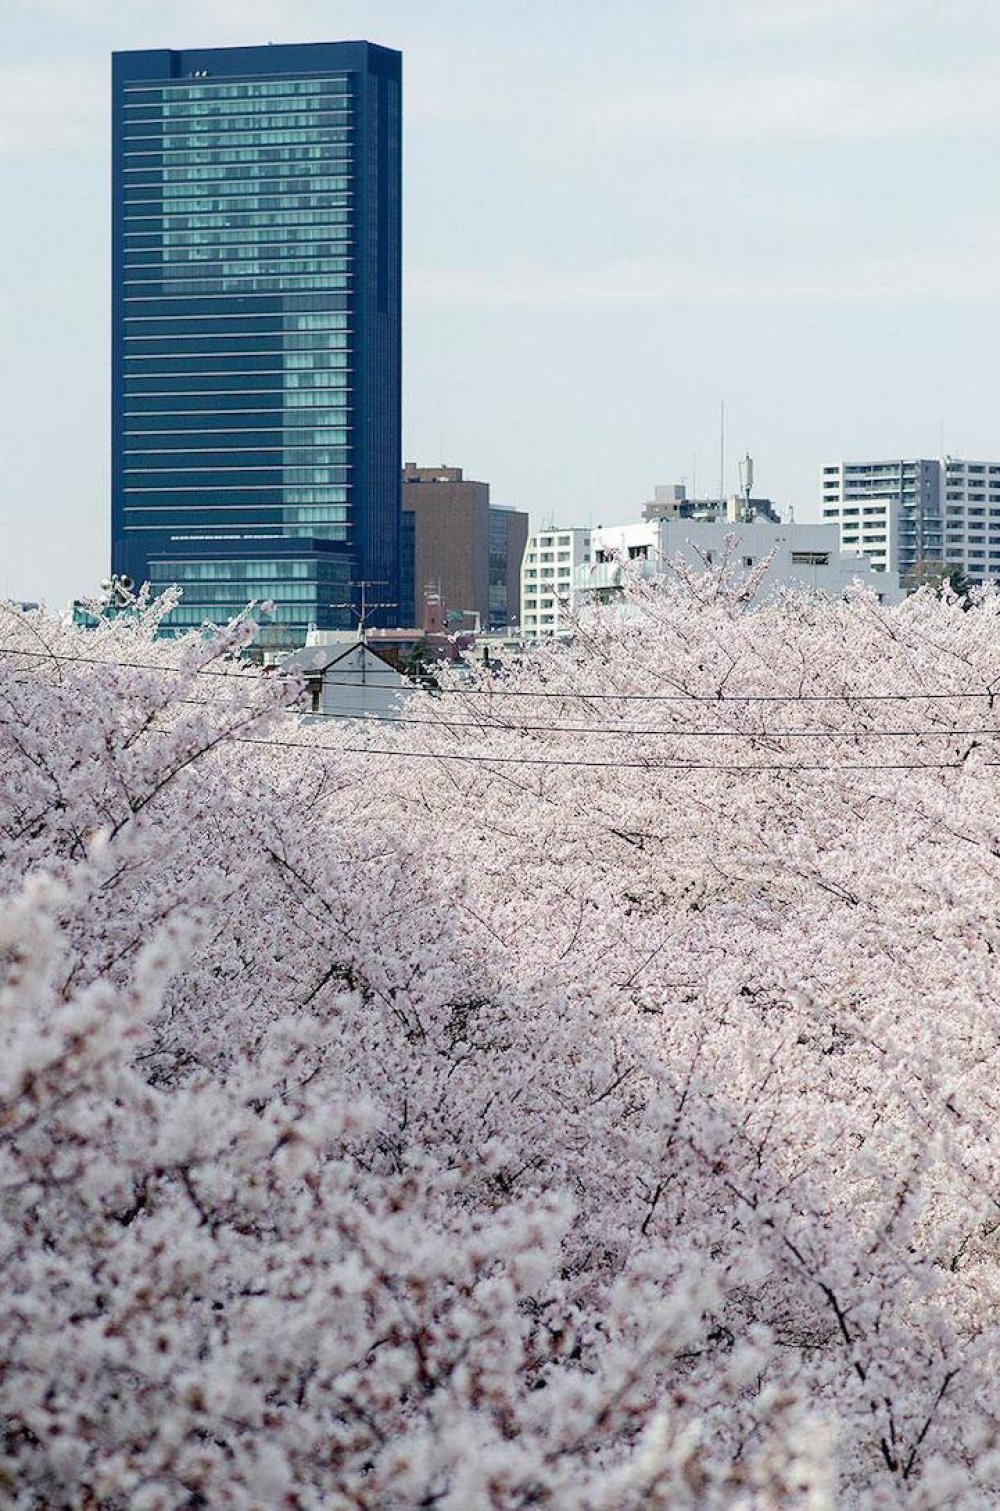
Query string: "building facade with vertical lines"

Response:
xmin=821 ymin=458 xmax=1000 ymax=584
xmin=111 ymin=41 xmax=402 ymax=644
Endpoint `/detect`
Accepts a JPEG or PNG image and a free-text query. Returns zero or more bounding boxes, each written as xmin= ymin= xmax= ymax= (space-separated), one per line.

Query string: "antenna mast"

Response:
xmin=738 ymin=452 xmax=754 ymax=521
xmin=330 ymin=580 xmax=396 ymax=643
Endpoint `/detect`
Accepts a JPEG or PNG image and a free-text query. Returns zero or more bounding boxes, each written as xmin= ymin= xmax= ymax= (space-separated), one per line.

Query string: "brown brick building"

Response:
xmin=401 ymin=464 xmax=528 ymax=629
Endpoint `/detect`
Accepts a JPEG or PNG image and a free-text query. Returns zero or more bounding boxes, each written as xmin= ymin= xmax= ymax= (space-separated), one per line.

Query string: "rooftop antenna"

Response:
xmin=329 ymin=579 xmax=395 ymax=641
xmin=738 ymin=452 xmax=754 ymax=521
xmin=719 ymin=400 xmax=726 ymax=513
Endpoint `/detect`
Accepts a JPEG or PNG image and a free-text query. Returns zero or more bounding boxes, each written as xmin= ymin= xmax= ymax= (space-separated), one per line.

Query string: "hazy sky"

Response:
xmin=2 ymin=0 xmax=1000 ymax=605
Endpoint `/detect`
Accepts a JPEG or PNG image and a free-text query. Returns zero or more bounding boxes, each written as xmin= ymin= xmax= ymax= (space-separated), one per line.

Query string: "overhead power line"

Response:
xmin=2 ymin=641 xmax=1000 ymax=705
xmin=22 ymin=676 xmax=1000 ymax=743
xmin=312 ymin=675 xmax=1000 ymax=704
xmin=231 ymin=733 xmax=987 ymax=774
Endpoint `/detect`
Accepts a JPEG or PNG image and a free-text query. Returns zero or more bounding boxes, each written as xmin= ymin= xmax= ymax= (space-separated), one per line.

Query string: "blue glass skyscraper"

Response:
xmin=111 ymin=41 xmax=402 ymax=643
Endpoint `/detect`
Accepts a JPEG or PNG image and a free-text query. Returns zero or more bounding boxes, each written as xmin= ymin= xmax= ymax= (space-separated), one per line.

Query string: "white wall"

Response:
xmin=583 ymin=519 xmax=905 ymax=606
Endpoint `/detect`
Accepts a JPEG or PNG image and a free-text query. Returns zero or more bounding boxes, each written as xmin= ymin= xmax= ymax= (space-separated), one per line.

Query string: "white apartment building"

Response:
xmin=821 ymin=458 xmax=1000 ymax=583
xmin=581 ymin=519 xmax=903 ymax=610
xmin=520 ymin=527 xmax=591 ymax=638
xmin=939 ymin=459 xmax=1000 ymax=581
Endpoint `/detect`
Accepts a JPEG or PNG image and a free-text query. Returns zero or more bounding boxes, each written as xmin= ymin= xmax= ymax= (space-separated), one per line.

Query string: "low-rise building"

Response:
xmin=279 ymin=635 xmax=413 ymax=720
xmin=583 ymin=519 xmax=904 ymax=611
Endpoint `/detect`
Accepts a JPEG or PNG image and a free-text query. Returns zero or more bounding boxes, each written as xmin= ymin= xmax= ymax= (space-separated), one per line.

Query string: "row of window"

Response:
xmin=123 ymin=481 xmax=351 ymax=501
xmin=158 ymin=580 xmax=339 ymax=604
xmin=150 ymin=555 xmax=331 ymax=579
xmin=125 ymin=433 xmax=349 ymax=453
xmin=123 ymin=365 xmax=350 ymax=383
xmin=123 ymin=380 xmax=350 ymax=398
xmin=126 ymin=125 xmax=351 ymax=154
xmin=125 ymin=459 xmax=351 ymax=483
xmin=125 ymin=130 xmax=351 ymax=161
xmin=161 ymin=239 xmax=348 ymax=259
xmin=158 ymin=600 xmax=337 ymax=626
xmin=134 ymin=398 xmax=354 ymax=420
xmin=145 ymin=163 xmax=349 ymax=186
xmin=126 ymin=124 xmax=353 ymax=152
xmin=130 ymin=148 xmax=351 ymax=174
xmin=124 ymin=291 xmax=349 ymax=314
xmin=125 ymin=200 xmax=351 ymax=226
xmin=123 ymin=369 xmax=349 ymax=388
xmin=132 ymin=208 xmax=351 ymax=235
xmin=154 ymin=249 xmax=350 ymax=269
xmin=134 ymin=180 xmax=347 ymax=205
xmin=154 ymin=274 xmax=351 ymax=292
xmin=130 ymin=276 xmax=351 ymax=295
xmin=126 ymin=446 xmax=351 ymax=468
xmin=125 ymin=214 xmax=350 ymax=238
xmin=123 ymin=341 xmax=350 ymax=361
xmin=125 ymin=198 xmax=351 ymax=223
xmin=154 ymin=174 xmax=349 ymax=197
xmin=127 ymin=505 xmax=349 ymax=526
xmin=122 ymin=315 xmax=349 ymax=336
xmin=125 ymin=80 xmax=348 ymax=100
xmin=126 ymin=461 xmax=350 ymax=480
xmin=133 ymin=94 xmax=350 ymax=123
xmin=156 ymin=225 xmax=350 ymax=249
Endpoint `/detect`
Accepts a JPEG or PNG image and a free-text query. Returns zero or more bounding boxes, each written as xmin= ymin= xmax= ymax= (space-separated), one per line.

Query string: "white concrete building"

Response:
xmin=821 ymin=457 xmax=1000 ymax=584
xmin=580 ymin=519 xmax=903 ymax=610
xmin=520 ymin=527 xmax=591 ymax=639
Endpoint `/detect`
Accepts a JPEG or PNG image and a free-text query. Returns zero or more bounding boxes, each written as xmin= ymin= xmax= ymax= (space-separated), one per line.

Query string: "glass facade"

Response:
xmin=487 ymin=506 xmax=529 ymax=630
xmin=111 ymin=43 xmax=402 ymax=644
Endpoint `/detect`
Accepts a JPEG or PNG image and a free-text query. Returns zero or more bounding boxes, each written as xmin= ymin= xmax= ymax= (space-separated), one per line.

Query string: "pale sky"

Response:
xmin=3 ymin=0 xmax=1000 ymax=605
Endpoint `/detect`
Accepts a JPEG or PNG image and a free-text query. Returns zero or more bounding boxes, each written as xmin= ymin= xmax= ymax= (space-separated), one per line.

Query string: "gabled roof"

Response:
xmin=279 ymin=640 xmax=403 ymax=677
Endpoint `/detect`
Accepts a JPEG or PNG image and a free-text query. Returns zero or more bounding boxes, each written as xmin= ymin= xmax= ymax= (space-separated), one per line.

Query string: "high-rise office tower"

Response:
xmin=111 ymin=42 xmax=402 ymax=643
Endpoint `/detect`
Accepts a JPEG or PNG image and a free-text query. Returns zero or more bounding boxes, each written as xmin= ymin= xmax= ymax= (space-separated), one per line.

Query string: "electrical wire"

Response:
xmin=229 ymin=733 xmax=988 ymax=773
xmin=2 ymin=640 xmax=1000 ymax=705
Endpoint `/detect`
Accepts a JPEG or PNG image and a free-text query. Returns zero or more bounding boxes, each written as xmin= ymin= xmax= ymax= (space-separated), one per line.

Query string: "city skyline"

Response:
xmin=5 ymin=0 xmax=1000 ymax=605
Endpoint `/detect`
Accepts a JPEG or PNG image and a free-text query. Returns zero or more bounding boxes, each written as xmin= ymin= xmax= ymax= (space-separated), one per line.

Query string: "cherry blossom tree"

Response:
xmin=2 ymin=571 xmax=1000 ymax=1507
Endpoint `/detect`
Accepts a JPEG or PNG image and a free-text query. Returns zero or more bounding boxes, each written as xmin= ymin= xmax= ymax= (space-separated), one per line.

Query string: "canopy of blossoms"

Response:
xmin=2 ymin=570 xmax=1000 ymax=1509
